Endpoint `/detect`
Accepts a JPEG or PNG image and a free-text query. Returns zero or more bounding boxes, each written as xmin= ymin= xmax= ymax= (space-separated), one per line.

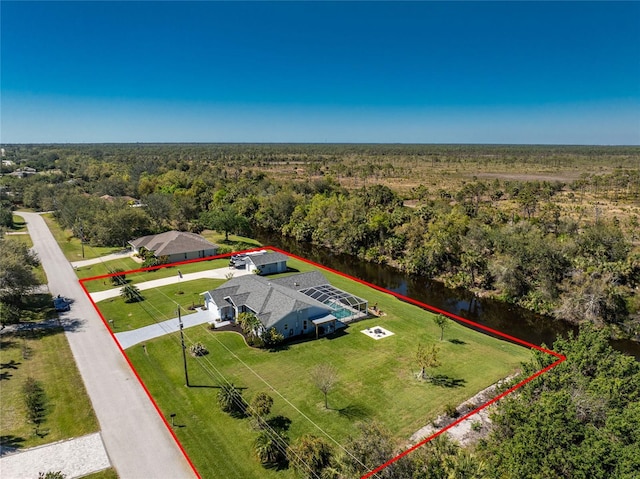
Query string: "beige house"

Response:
xmin=129 ymin=231 xmax=219 ymax=263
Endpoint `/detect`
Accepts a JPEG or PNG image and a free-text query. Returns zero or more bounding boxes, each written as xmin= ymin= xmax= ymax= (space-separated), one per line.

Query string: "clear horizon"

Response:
xmin=2 ymin=1 xmax=639 ymax=145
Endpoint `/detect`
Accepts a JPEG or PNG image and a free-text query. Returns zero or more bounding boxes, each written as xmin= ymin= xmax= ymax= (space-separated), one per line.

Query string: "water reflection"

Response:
xmin=255 ymin=229 xmax=640 ymax=360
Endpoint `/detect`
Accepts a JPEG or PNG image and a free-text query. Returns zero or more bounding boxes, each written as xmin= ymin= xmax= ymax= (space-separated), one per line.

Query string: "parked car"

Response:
xmin=53 ymin=296 xmax=70 ymax=312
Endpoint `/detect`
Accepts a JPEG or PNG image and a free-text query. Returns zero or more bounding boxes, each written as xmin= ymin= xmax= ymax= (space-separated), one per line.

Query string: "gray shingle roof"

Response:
xmin=206 ymin=274 xmax=332 ymax=329
xmin=247 ymin=252 xmax=289 ymax=267
xmin=129 ymin=231 xmax=218 ymax=257
xmin=270 ymin=271 xmax=328 ymax=291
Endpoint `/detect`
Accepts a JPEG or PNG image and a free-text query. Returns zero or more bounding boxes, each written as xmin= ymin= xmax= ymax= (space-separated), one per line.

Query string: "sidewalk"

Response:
xmin=90 ymin=266 xmax=252 ymax=302
xmin=0 ymin=433 xmax=110 ymax=479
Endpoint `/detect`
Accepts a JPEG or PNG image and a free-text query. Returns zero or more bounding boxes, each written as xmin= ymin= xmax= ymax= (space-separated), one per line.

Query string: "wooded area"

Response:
xmin=2 ymin=143 xmax=638 ymax=341
xmin=1 ymin=143 xmax=639 ymax=478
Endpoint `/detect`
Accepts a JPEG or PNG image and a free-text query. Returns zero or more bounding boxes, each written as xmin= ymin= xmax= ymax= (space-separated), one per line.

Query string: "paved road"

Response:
xmin=21 ymin=212 xmax=197 ymax=479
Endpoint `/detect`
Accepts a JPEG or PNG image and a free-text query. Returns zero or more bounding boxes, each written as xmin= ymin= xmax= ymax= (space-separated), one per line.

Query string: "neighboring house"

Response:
xmin=129 ymin=231 xmax=219 ymax=263
xmin=229 ymin=250 xmax=289 ymax=275
xmin=203 ymin=271 xmax=368 ymax=339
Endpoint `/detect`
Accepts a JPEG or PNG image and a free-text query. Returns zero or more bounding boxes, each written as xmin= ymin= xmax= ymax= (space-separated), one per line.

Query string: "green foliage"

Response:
xmin=38 ymin=472 xmax=66 ymax=479
xmin=217 ymin=384 xmax=247 ymax=417
xmin=479 ymin=326 xmax=640 ymax=478
xmin=254 ymin=429 xmax=289 ymax=468
xmin=119 ymin=284 xmax=143 ymax=303
xmin=0 ymin=206 xmax=13 ymax=228
xmin=188 ymin=342 xmax=208 ymax=357
xmin=110 ymin=268 xmax=126 ymax=286
xmin=200 ymin=205 xmax=249 ymax=242
xmin=432 ymin=315 xmax=450 ymax=341
xmin=0 ymin=237 xmax=40 ymax=304
xmin=288 ymin=434 xmax=333 ymax=479
xmin=23 ymin=377 xmax=47 ymax=434
xmin=262 ymin=327 xmax=284 ymax=349
xmin=415 ymin=343 xmax=441 ymax=381
xmin=0 ymin=300 xmax=21 ymax=325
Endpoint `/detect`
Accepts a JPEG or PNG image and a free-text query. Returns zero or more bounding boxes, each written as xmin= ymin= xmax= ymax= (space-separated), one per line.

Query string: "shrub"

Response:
xmin=444 ymin=403 xmax=458 ymax=418
xmin=110 ymin=269 xmax=127 ymax=286
xmin=471 ymin=421 xmax=483 ymax=432
xmin=23 ymin=377 xmax=47 ymax=434
xmin=189 ymin=342 xmax=208 ymax=357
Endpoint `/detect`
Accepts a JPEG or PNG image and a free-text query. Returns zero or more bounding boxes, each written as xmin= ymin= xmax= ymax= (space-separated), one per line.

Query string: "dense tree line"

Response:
xmin=1 ymin=144 xmax=638 ymax=339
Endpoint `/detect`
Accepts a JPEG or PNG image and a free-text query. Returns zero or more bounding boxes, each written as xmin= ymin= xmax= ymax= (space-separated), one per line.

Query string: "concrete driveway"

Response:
xmin=21 ymin=212 xmax=197 ymax=479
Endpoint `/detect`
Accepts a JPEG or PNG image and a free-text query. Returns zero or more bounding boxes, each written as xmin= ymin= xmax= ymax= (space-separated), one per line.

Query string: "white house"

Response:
xmin=229 ymin=251 xmax=289 ymax=275
xmin=203 ymin=271 xmax=368 ymax=339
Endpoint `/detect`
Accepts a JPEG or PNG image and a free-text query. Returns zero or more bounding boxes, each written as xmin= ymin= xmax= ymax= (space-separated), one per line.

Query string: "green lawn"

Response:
xmin=97 ymin=278 xmax=224 ymax=332
xmin=200 ymin=230 xmax=262 ymax=252
xmin=82 ymin=468 xmax=119 ymax=479
xmin=80 ymin=257 xmax=230 ymax=292
xmin=0 ymin=327 xmax=99 ymax=451
xmin=117 ymin=260 xmax=532 ymax=479
xmin=11 ymin=214 xmax=27 ymax=232
xmin=42 ymin=213 xmax=123 ymax=262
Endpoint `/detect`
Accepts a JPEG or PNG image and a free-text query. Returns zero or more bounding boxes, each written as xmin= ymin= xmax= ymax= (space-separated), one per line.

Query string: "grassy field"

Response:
xmin=10 ymin=214 xmax=27 ymax=232
xmin=200 ymin=230 xmax=262 ymax=251
xmin=80 ymin=257 xmax=230 ymax=292
xmin=114 ymin=257 xmax=532 ymax=479
xmin=0 ymin=327 xmax=99 ymax=451
xmin=97 ymin=278 xmax=224 ymax=332
xmin=42 ymin=213 xmax=124 ymax=262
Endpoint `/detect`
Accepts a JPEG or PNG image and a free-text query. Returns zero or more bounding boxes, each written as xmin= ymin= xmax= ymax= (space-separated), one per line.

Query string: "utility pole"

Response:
xmin=178 ymin=306 xmax=190 ymax=387
xmin=79 ymin=222 xmax=85 ymax=258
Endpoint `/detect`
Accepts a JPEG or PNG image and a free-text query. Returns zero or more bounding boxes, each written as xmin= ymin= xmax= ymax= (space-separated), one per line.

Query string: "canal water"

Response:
xmin=256 ymin=230 xmax=640 ymax=360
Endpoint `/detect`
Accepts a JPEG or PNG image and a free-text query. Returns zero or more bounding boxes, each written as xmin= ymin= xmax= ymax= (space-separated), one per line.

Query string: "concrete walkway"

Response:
xmin=0 ymin=433 xmax=110 ymax=479
xmin=70 ymin=250 xmax=132 ymax=268
xmin=21 ymin=212 xmax=196 ymax=479
xmin=90 ymin=266 xmax=252 ymax=302
xmin=115 ymin=309 xmax=213 ymax=349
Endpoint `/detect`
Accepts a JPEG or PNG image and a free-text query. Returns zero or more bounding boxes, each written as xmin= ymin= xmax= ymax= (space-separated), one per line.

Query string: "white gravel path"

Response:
xmin=409 ymin=374 xmax=519 ymax=446
xmin=0 ymin=433 xmax=110 ymax=479
xmin=90 ymin=266 xmax=252 ymax=303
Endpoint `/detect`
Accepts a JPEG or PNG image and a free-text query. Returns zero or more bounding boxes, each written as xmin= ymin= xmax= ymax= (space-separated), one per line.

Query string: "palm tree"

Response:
xmin=237 ymin=312 xmax=262 ymax=339
xmin=120 ymin=284 xmax=142 ymax=303
xmin=254 ymin=429 xmax=288 ymax=466
xmin=217 ymin=384 xmax=246 ymax=416
xmin=289 ymin=434 xmax=333 ymax=478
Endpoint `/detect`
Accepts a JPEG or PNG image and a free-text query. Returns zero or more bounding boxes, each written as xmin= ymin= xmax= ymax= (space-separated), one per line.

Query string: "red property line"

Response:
xmin=79 ymin=246 xmax=566 ymax=479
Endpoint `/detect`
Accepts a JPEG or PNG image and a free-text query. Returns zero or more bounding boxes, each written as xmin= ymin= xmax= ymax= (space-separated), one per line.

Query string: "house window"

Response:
xmin=284 ymin=324 xmax=288 ymax=331
xmin=289 ymin=329 xmax=294 ymax=337
xmin=303 ymin=320 xmax=307 ymax=330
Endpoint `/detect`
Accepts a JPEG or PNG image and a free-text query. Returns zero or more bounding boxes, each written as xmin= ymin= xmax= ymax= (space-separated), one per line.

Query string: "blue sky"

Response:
xmin=2 ymin=1 xmax=639 ymax=144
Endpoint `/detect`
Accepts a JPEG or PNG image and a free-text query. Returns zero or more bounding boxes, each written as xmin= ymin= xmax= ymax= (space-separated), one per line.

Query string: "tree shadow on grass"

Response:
xmin=0 ymin=338 xmax=17 ymax=349
xmin=448 ymin=338 xmax=466 ymax=345
xmin=337 ymin=403 xmax=371 ymax=421
xmin=431 ymin=375 xmax=466 ymax=388
xmin=265 ymin=415 xmax=292 ymax=433
xmin=0 ymin=435 xmax=25 ymax=456
xmin=1 ymin=359 xmax=21 ymax=370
